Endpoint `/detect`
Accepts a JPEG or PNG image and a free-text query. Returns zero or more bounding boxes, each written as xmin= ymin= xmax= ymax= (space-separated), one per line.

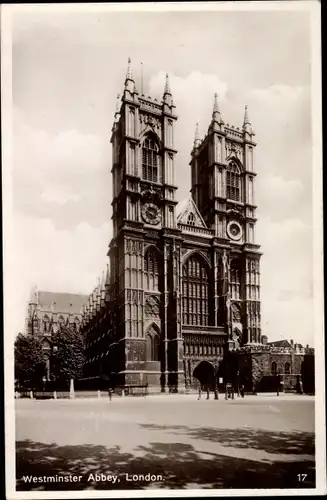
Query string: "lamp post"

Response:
xmin=276 ymin=371 xmax=280 ymax=396
xmin=237 ymin=370 xmax=240 ymax=397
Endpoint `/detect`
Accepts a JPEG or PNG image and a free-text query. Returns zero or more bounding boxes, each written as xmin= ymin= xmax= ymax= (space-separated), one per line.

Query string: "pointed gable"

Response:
xmin=176 ymin=196 xmax=208 ymax=228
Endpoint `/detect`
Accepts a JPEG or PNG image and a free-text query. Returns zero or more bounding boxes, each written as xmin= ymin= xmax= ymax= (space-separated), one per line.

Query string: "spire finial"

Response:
xmin=125 ymin=57 xmax=134 ymax=82
xmin=115 ymin=94 xmax=120 ymax=116
xmin=212 ymin=92 xmax=222 ymax=124
xmin=243 ymin=104 xmax=250 ymax=126
xmin=213 ymin=93 xmax=220 ymax=113
xmin=194 ymin=122 xmax=201 ymax=148
xmin=164 ymin=73 xmax=171 ymax=95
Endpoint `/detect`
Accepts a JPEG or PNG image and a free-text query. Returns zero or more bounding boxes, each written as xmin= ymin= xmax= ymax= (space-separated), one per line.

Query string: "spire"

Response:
xmin=164 ymin=73 xmax=171 ymax=95
xmin=125 ymin=57 xmax=134 ymax=82
xmin=163 ymin=72 xmax=173 ymax=107
xmin=114 ymin=94 xmax=121 ymax=120
xmin=212 ymin=93 xmax=223 ymax=124
xmin=194 ymin=122 xmax=201 ymax=148
xmin=243 ymin=104 xmax=253 ymax=134
xmin=213 ymin=93 xmax=220 ymax=113
xmin=244 ymin=104 xmax=253 ymax=125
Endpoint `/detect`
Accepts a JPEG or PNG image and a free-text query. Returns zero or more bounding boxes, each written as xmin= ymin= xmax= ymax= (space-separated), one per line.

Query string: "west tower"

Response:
xmin=190 ymin=96 xmax=262 ymax=345
xmin=108 ymin=59 xmax=182 ymax=391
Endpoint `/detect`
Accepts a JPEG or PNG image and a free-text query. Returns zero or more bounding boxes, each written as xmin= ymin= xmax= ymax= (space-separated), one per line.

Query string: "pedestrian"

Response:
xmin=206 ymin=386 xmax=210 ymax=400
xmin=197 ymin=384 xmax=202 ymax=400
xmin=240 ymin=385 xmax=245 ymax=398
xmin=108 ymin=388 xmax=113 ymax=401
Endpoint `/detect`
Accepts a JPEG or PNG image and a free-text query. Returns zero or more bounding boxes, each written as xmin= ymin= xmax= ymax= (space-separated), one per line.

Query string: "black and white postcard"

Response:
xmin=2 ymin=1 xmax=325 ymax=498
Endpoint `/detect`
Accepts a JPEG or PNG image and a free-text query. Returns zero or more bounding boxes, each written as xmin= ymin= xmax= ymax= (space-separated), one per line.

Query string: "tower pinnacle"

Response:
xmin=243 ymin=104 xmax=250 ymax=126
xmin=243 ymin=104 xmax=253 ymax=135
xmin=212 ymin=93 xmax=223 ymax=124
xmin=125 ymin=57 xmax=134 ymax=83
xmin=114 ymin=94 xmax=121 ymax=120
xmin=194 ymin=122 xmax=201 ymax=148
xmin=164 ymin=73 xmax=171 ymax=95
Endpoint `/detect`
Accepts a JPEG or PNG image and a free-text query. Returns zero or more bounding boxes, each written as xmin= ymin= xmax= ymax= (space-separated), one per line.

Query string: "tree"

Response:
xmin=14 ymin=333 xmax=47 ymax=388
xmin=51 ymin=326 xmax=86 ymax=383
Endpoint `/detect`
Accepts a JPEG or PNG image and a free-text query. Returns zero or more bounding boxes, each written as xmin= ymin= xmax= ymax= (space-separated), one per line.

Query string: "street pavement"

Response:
xmin=15 ymin=393 xmax=315 ymax=491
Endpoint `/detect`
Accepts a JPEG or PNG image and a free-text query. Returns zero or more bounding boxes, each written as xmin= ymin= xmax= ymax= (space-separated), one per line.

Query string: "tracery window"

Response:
xmin=58 ymin=316 xmax=65 ymax=328
xmin=144 ymin=247 xmax=159 ymax=290
xmin=73 ymin=317 xmax=80 ymax=331
xmin=187 ymin=213 xmax=196 ymax=226
xmin=230 ymin=260 xmax=241 ymax=300
xmin=284 ymin=362 xmax=290 ymax=374
xmin=182 ymin=255 xmax=210 ymax=326
xmin=43 ymin=315 xmax=50 ymax=333
xmin=226 ymin=161 xmax=241 ymax=201
xmin=271 ymin=361 xmax=277 ymax=376
xmin=142 ymin=136 xmax=159 ymax=183
xmin=146 ymin=325 xmax=160 ymax=361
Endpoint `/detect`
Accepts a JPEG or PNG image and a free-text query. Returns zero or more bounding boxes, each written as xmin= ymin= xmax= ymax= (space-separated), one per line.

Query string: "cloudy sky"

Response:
xmin=6 ymin=3 xmax=320 ymax=346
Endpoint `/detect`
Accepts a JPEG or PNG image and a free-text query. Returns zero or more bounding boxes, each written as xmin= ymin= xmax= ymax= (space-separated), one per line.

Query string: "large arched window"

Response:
xmin=146 ymin=324 xmax=160 ymax=361
xmin=144 ymin=247 xmax=159 ymax=290
xmin=226 ymin=161 xmax=241 ymax=201
xmin=142 ymin=136 xmax=159 ymax=183
xmin=182 ymin=255 xmax=210 ymax=326
xmin=271 ymin=361 xmax=277 ymax=376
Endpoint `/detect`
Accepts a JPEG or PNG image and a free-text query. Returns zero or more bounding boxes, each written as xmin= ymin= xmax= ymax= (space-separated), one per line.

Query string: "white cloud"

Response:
xmin=258 ymin=216 xmax=313 ymax=345
xmin=12 ymin=214 xmax=111 ymax=335
xmin=13 ymin=108 xmax=110 ymax=226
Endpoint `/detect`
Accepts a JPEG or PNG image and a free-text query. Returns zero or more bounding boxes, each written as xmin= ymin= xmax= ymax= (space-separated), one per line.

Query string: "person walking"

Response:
xmin=198 ymin=384 xmax=202 ymax=400
xmin=108 ymin=388 xmax=113 ymax=401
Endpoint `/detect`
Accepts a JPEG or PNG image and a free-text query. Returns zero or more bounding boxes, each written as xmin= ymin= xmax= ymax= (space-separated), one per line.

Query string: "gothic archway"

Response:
xmin=193 ymin=361 xmax=215 ymax=390
xmin=145 ymin=323 xmax=160 ymax=362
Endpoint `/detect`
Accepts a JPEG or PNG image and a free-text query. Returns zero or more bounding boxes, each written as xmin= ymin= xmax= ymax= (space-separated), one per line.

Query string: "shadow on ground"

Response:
xmin=140 ymin=424 xmax=315 ymax=456
xmin=16 ymin=428 xmax=315 ymax=491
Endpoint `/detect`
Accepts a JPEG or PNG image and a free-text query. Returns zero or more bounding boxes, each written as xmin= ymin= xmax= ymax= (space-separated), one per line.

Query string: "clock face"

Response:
xmin=142 ymin=202 xmax=161 ymax=225
xmin=227 ymin=220 xmax=243 ymax=241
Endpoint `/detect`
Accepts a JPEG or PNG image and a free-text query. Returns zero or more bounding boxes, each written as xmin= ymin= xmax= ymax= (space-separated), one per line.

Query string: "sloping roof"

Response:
xmin=267 ymin=339 xmax=292 ymax=348
xmin=176 ymin=196 xmax=207 ymax=228
xmin=36 ymin=291 xmax=88 ymax=314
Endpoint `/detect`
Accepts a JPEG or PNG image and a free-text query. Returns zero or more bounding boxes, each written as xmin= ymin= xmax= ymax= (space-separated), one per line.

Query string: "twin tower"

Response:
xmin=91 ymin=58 xmax=262 ymax=392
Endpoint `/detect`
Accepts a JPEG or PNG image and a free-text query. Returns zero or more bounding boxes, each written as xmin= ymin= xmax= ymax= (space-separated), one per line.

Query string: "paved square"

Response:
xmin=16 ymin=394 xmax=315 ymax=490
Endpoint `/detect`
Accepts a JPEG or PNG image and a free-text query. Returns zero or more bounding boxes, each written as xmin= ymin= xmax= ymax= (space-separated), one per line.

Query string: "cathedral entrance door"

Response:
xmin=193 ymin=361 xmax=216 ymax=391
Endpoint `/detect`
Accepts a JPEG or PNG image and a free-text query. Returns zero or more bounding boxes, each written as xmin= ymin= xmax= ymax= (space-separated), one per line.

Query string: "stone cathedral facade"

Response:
xmin=82 ymin=59 xmax=262 ymax=392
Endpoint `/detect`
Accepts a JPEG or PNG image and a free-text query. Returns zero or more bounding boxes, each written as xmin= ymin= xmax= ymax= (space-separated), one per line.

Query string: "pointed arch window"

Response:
xmin=58 ymin=316 xmax=65 ymax=328
xmin=144 ymin=247 xmax=159 ymax=290
xmin=146 ymin=325 xmax=160 ymax=361
xmin=226 ymin=161 xmax=241 ymax=201
xmin=182 ymin=255 xmax=210 ymax=326
xmin=142 ymin=136 xmax=159 ymax=183
xmin=73 ymin=317 xmax=80 ymax=331
xmin=271 ymin=362 xmax=277 ymax=376
xmin=284 ymin=362 xmax=290 ymax=375
xmin=187 ymin=213 xmax=196 ymax=226
xmin=43 ymin=315 xmax=50 ymax=333
xmin=230 ymin=259 xmax=241 ymax=300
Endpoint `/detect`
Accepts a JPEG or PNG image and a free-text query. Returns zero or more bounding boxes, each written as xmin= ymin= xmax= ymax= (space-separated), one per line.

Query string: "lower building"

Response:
xmin=25 ymin=288 xmax=87 ymax=379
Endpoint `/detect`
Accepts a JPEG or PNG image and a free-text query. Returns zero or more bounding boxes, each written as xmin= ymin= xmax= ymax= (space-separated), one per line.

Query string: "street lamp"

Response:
xmin=237 ymin=370 xmax=240 ymax=397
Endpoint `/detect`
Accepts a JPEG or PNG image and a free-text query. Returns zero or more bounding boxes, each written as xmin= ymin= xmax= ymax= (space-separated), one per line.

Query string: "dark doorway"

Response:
xmin=193 ymin=361 xmax=215 ymax=390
